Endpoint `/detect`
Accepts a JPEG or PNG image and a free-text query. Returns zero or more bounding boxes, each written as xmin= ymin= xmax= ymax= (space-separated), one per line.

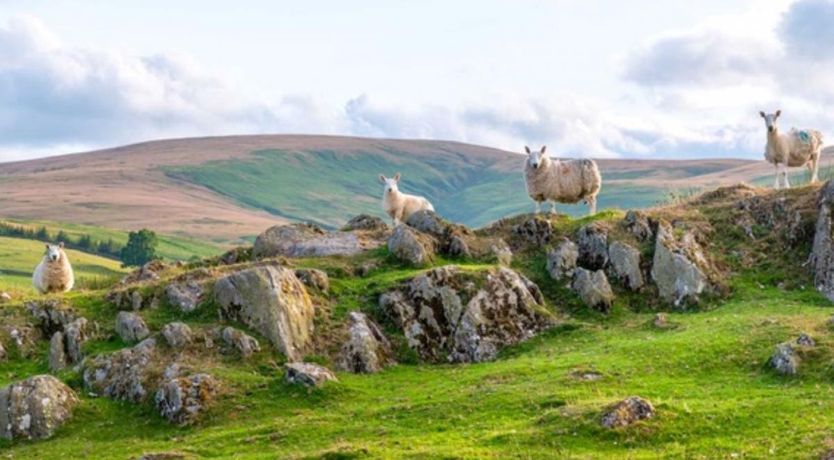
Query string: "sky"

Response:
xmin=0 ymin=0 xmax=831 ymax=162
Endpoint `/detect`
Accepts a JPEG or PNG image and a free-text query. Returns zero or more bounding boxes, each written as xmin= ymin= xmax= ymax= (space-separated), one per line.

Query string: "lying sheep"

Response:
xmin=33 ymin=242 xmax=75 ymax=294
xmin=523 ymin=146 xmax=601 ymax=215
xmin=379 ymin=173 xmax=434 ymax=226
xmin=760 ymin=109 xmax=823 ymax=189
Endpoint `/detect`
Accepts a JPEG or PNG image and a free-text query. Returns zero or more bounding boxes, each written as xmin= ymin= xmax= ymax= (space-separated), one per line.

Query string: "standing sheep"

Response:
xmin=760 ymin=109 xmax=823 ymax=189
xmin=379 ymin=173 xmax=435 ymax=226
xmin=33 ymin=243 xmax=75 ymax=294
xmin=523 ymin=146 xmax=602 ymax=215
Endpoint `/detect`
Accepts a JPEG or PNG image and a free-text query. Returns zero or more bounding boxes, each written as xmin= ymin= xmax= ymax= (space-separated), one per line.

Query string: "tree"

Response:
xmin=78 ymin=234 xmax=94 ymax=250
xmin=55 ymin=230 xmax=70 ymax=244
xmin=35 ymin=226 xmax=50 ymax=241
xmin=120 ymin=229 xmax=159 ymax=267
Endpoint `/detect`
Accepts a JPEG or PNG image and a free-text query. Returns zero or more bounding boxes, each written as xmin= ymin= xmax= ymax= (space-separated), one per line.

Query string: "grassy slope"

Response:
xmin=165 ymin=149 xmax=670 ymax=229
xmin=3 ymin=188 xmax=834 ymax=458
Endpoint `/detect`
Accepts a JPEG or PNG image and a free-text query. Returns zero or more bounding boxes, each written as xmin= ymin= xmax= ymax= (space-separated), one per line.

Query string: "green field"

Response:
xmin=166 ymin=149 xmax=671 ymax=229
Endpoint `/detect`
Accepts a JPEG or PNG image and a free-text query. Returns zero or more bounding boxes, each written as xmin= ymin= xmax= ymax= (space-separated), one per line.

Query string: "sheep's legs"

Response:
xmin=534 ymin=201 xmax=541 ymax=214
xmin=774 ymin=165 xmax=781 ymax=189
xmin=549 ymin=201 xmax=557 ymax=215
xmin=782 ymin=165 xmax=791 ymax=189
xmin=588 ymin=196 xmax=597 ymax=216
xmin=810 ymin=156 xmax=820 ymax=183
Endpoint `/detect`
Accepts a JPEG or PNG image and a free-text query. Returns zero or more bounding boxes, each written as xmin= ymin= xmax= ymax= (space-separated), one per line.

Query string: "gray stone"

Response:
xmin=623 ymin=210 xmax=653 ymax=241
xmin=49 ymin=332 xmax=67 ymax=372
xmin=546 ymin=239 xmax=578 ymax=281
xmin=294 ymin=268 xmax=330 ymax=292
xmin=813 ymin=181 xmax=834 ymax=302
xmin=601 ymin=397 xmax=655 ymax=428
xmin=26 ymin=299 xmax=77 ymax=336
xmin=214 ymin=265 xmax=314 ymax=361
xmin=82 ymin=338 xmax=159 ymax=403
xmin=0 ymin=375 xmax=79 ymax=440
xmin=162 ymin=322 xmax=193 ymax=349
xmin=284 ymin=362 xmax=338 ymax=388
xmin=120 ymin=260 xmax=167 ymax=285
xmin=608 ymin=241 xmax=644 ymax=291
xmin=387 ymin=225 xmax=436 ymax=267
xmin=253 ymin=223 xmax=379 ymax=259
xmin=337 ymin=312 xmax=394 ymax=374
xmin=343 ymin=214 xmax=388 ymax=231
xmin=572 ymin=268 xmax=614 ymax=313
xmin=165 ymin=281 xmax=203 ymax=313
xmin=155 ymin=373 xmax=218 ymax=425
xmin=405 ymin=210 xmax=450 ymax=237
xmin=116 ymin=311 xmax=150 ymax=342
xmin=577 ymin=223 xmax=609 ymax=270
xmin=512 ymin=216 xmax=553 ymax=246
xmin=770 ymin=343 xmax=800 ymax=375
xmin=650 ymin=222 xmax=711 ymax=307
xmin=63 ymin=318 xmax=88 ymax=365
xmin=219 ymin=326 xmax=261 ymax=358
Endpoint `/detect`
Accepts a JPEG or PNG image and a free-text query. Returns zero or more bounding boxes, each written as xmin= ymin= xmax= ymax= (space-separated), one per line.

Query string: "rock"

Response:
xmin=294 ymin=268 xmax=330 ymax=292
xmin=165 ymin=281 xmax=203 ymax=313
xmin=0 ymin=375 xmax=78 ymax=440
xmin=219 ymin=327 xmax=261 ymax=358
xmin=813 ymin=180 xmax=834 ymax=302
xmin=155 ymin=373 xmax=218 ymax=425
xmin=219 ymin=246 xmax=252 ymax=265
xmin=336 ymin=312 xmax=394 ymax=373
xmin=608 ymin=241 xmax=644 ymax=291
xmin=577 ymin=223 xmax=609 ymax=270
xmin=48 ymin=318 xmax=89 ymax=371
xmin=116 ymin=311 xmax=150 ymax=342
xmin=343 ymin=214 xmax=387 ymax=231
xmin=6 ymin=326 xmax=38 ymax=355
xmin=380 ymin=266 xmax=552 ymax=363
xmin=120 ymin=260 xmax=168 ymax=285
xmin=0 ymin=292 xmax=11 ymax=303
xmin=284 ymin=362 xmax=338 ymax=388
xmin=106 ymin=287 xmax=159 ymax=311
xmin=512 ymin=216 xmax=553 ymax=246
xmin=253 ymin=223 xmax=379 ymax=259
xmin=601 ymin=397 xmax=655 ymax=428
xmin=546 ymin=239 xmax=578 ymax=281
xmin=653 ymin=313 xmax=668 ymax=328
xmin=650 ymin=222 xmax=712 ymax=308
xmin=622 ymin=210 xmax=653 ymax=241
xmin=405 ymin=210 xmax=450 ymax=237
xmin=162 ymin=322 xmax=193 ymax=348
xmin=26 ymin=299 xmax=77 ymax=336
xmin=82 ymin=338 xmax=159 ymax=403
xmin=769 ymin=343 xmax=800 ymax=375
xmin=214 ymin=265 xmax=314 ymax=361
xmin=387 ymin=225 xmax=436 ymax=266
xmin=49 ymin=332 xmax=67 ymax=372
xmin=354 ymin=262 xmax=378 ymax=277
xmin=572 ymin=268 xmax=614 ymax=313
xmin=796 ymin=332 xmax=815 ymax=347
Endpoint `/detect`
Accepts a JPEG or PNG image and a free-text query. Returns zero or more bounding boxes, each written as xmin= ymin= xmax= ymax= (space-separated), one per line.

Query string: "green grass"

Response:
xmin=165 ymin=149 xmax=671 ymax=229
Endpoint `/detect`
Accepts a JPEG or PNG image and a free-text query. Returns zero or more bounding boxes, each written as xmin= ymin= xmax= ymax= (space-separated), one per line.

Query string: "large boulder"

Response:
xmin=218 ymin=326 xmax=261 ymax=358
xmin=165 ymin=281 xmax=203 ymax=313
xmin=116 ymin=311 xmax=150 ymax=343
xmin=600 ymin=397 xmax=655 ymax=428
xmin=284 ymin=363 xmax=338 ymax=388
xmin=608 ymin=241 xmax=644 ymax=291
xmin=387 ymin=225 xmax=436 ymax=266
xmin=253 ymin=223 xmax=380 ymax=259
xmin=577 ymin=223 xmax=609 ymax=270
xmin=155 ymin=373 xmax=218 ymax=425
xmin=379 ymin=266 xmax=552 ymax=363
xmin=214 ymin=265 xmax=314 ymax=361
xmin=812 ymin=180 xmax=834 ymax=301
xmin=82 ymin=338 xmax=160 ymax=403
xmin=546 ymin=239 xmax=578 ymax=281
xmin=650 ymin=222 xmax=714 ymax=307
xmin=572 ymin=268 xmax=614 ymax=313
xmin=336 ymin=312 xmax=395 ymax=373
xmin=0 ymin=375 xmax=79 ymax=440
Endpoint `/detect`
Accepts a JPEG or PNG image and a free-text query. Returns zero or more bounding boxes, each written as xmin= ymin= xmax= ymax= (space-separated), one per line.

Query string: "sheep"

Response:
xmin=760 ymin=109 xmax=823 ymax=189
xmin=32 ymin=242 xmax=75 ymax=294
xmin=379 ymin=173 xmax=435 ymax=226
xmin=523 ymin=145 xmax=602 ymax=215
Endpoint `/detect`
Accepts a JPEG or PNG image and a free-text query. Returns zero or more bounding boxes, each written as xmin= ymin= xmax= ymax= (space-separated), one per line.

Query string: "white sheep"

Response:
xmin=379 ymin=173 xmax=435 ymax=226
xmin=523 ymin=146 xmax=602 ymax=215
xmin=32 ymin=242 xmax=75 ymax=294
xmin=760 ymin=109 xmax=823 ymax=189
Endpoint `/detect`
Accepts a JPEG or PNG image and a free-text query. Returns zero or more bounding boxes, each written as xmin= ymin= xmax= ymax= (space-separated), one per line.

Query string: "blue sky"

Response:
xmin=0 ymin=0 xmax=830 ymax=161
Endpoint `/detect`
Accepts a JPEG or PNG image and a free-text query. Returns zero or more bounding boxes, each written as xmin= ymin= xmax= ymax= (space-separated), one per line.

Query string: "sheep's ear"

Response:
xmin=759 ymin=111 xmax=766 ymax=118
xmin=379 ymin=174 xmax=386 ymax=184
xmin=525 ymin=146 xmax=531 ymax=154
xmin=394 ymin=173 xmax=401 ymax=182
xmin=775 ymin=109 xmax=781 ymax=118
xmin=540 ymin=146 xmax=547 ymax=154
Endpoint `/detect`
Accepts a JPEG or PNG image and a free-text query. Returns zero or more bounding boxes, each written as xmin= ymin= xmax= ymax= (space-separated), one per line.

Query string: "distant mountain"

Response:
xmin=0 ymin=134 xmax=804 ymax=241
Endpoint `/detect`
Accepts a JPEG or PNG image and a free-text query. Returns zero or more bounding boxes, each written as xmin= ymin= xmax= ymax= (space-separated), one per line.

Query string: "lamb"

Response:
xmin=523 ymin=145 xmax=602 ymax=215
xmin=760 ymin=109 xmax=823 ymax=189
xmin=32 ymin=242 xmax=75 ymax=294
xmin=379 ymin=173 xmax=435 ymax=226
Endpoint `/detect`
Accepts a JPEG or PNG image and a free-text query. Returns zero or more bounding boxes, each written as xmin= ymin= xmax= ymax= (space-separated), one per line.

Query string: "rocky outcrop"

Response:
xmin=812 ymin=180 xmax=834 ymax=302
xmin=387 ymin=225 xmax=436 ymax=266
xmin=650 ymin=222 xmax=714 ymax=308
xmin=512 ymin=216 xmax=553 ymax=246
xmin=0 ymin=375 xmax=79 ymax=440
xmin=253 ymin=223 xmax=381 ymax=259
xmin=608 ymin=241 xmax=644 ymax=291
xmin=343 ymin=214 xmax=387 ymax=231
xmin=601 ymin=397 xmax=655 ymax=428
xmin=116 ymin=311 xmax=150 ymax=342
xmin=120 ymin=260 xmax=168 ymax=285
xmin=405 ymin=210 xmax=511 ymax=264
xmin=26 ymin=299 xmax=77 ymax=337
xmin=380 ymin=266 xmax=552 ymax=363
xmin=294 ymin=268 xmax=330 ymax=292
xmin=622 ymin=210 xmax=653 ymax=241
xmin=214 ymin=265 xmax=314 ymax=361
xmin=336 ymin=312 xmax=394 ymax=373
xmin=165 ymin=281 xmax=203 ymax=313
xmin=218 ymin=327 xmax=261 ymax=358
xmin=769 ymin=333 xmax=815 ymax=375
xmin=49 ymin=332 xmax=67 ymax=372
xmin=284 ymin=363 xmax=338 ymax=388
xmin=162 ymin=322 xmax=193 ymax=349
xmin=155 ymin=373 xmax=218 ymax=425
xmin=107 ymin=287 xmax=159 ymax=311
xmin=48 ymin=318 xmax=89 ymax=371
xmin=572 ymin=268 xmax=614 ymax=313
xmin=82 ymin=338 xmax=160 ymax=403
xmin=546 ymin=239 xmax=578 ymax=281
xmin=577 ymin=223 xmax=609 ymax=270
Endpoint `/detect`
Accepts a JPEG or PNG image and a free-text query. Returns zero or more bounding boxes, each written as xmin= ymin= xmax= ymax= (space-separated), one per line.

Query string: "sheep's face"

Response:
xmin=760 ymin=110 xmax=781 ymax=133
xmin=525 ymin=146 xmax=548 ymax=170
xmin=379 ymin=173 xmax=401 ymax=195
xmin=45 ymin=243 xmax=64 ymax=263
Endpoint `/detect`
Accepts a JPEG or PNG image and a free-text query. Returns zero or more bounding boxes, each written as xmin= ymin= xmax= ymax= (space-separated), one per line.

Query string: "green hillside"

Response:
xmin=166 ymin=149 xmax=671 ymax=229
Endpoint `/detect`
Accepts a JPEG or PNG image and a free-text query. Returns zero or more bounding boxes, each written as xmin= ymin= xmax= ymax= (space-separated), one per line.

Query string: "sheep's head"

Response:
xmin=45 ymin=242 xmax=64 ymax=263
xmin=525 ymin=146 xmax=548 ymax=169
xmin=378 ymin=173 xmax=401 ymax=195
xmin=759 ymin=110 xmax=781 ymax=133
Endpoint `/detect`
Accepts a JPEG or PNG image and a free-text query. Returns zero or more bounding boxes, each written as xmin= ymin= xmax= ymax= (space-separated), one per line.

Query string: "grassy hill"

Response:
xmin=2 ymin=184 xmax=834 ymax=458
